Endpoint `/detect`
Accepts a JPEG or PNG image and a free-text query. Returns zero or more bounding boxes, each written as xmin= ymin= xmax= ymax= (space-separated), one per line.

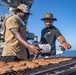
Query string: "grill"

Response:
xmin=0 ymin=57 xmax=76 ymax=75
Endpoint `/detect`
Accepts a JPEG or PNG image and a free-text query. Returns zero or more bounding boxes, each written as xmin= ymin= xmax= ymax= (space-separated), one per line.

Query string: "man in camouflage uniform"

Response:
xmin=0 ymin=4 xmax=41 ymax=62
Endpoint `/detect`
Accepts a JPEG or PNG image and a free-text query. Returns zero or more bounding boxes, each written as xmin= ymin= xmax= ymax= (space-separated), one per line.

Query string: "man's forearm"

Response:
xmin=10 ymin=28 xmax=30 ymax=49
xmin=15 ymin=32 xmax=30 ymax=48
xmin=57 ymin=36 xmax=66 ymax=44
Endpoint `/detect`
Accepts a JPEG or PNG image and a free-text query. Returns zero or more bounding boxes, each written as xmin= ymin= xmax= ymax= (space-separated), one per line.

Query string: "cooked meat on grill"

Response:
xmin=32 ymin=59 xmax=44 ymax=63
xmin=32 ymin=59 xmax=51 ymax=66
xmin=12 ymin=65 xmax=28 ymax=71
xmin=45 ymin=58 xmax=72 ymax=64
xmin=7 ymin=62 xmax=19 ymax=67
xmin=0 ymin=62 xmax=8 ymax=67
xmin=19 ymin=60 xmax=28 ymax=66
xmin=45 ymin=59 xmax=60 ymax=64
xmin=58 ymin=58 xmax=72 ymax=62
xmin=0 ymin=65 xmax=12 ymax=74
xmin=12 ymin=60 xmax=39 ymax=71
xmin=38 ymin=61 xmax=50 ymax=66
xmin=25 ymin=61 xmax=39 ymax=69
xmin=19 ymin=60 xmax=39 ymax=69
xmin=7 ymin=61 xmax=27 ymax=71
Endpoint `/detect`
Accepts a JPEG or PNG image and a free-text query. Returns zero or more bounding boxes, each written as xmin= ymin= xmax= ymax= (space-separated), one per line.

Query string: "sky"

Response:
xmin=0 ymin=0 xmax=76 ymax=50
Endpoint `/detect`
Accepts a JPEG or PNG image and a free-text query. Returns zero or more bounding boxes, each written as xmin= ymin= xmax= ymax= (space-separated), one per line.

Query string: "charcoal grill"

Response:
xmin=3 ymin=57 xmax=76 ymax=75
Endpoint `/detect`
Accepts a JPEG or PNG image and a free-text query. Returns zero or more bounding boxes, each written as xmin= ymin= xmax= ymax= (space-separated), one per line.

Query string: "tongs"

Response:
xmin=59 ymin=45 xmax=65 ymax=51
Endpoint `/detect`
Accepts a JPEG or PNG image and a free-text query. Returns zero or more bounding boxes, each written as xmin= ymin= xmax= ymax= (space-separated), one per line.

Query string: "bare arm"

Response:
xmin=57 ymin=36 xmax=71 ymax=49
xmin=10 ymin=27 xmax=41 ymax=55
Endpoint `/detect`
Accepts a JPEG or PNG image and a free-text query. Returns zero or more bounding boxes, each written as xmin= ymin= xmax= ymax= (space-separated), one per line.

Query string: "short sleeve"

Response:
xmin=55 ymin=29 xmax=62 ymax=38
xmin=6 ymin=16 xmax=20 ymax=30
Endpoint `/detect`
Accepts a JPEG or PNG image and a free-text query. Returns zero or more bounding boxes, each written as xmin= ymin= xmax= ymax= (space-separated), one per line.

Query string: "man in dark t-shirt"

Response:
xmin=40 ymin=13 xmax=71 ymax=56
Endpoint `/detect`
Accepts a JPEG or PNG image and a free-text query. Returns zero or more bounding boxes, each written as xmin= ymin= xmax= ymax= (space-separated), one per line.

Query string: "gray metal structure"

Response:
xmin=0 ymin=0 xmax=34 ymax=8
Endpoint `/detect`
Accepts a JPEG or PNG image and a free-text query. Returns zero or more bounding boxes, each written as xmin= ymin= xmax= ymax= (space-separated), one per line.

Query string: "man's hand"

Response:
xmin=28 ymin=44 xmax=42 ymax=55
xmin=62 ymin=42 xmax=71 ymax=50
xmin=57 ymin=36 xmax=71 ymax=50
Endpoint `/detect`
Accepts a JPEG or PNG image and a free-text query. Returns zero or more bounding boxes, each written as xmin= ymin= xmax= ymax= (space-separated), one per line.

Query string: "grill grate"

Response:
xmin=1 ymin=57 xmax=76 ymax=75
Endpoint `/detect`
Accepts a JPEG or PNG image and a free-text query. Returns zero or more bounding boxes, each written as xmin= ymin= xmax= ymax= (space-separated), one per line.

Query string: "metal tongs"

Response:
xmin=57 ymin=45 xmax=66 ymax=57
xmin=59 ymin=45 xmax=65 ymax=51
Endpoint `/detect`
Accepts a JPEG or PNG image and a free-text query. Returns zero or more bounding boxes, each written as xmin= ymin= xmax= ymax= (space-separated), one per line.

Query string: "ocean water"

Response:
xmin=56 ymin=50 xmax=76 ymax=57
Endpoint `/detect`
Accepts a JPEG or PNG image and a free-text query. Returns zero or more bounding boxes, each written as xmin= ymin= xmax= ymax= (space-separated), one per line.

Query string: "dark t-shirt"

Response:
xmin=40 ymin=25 xmax=62 ymax=55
